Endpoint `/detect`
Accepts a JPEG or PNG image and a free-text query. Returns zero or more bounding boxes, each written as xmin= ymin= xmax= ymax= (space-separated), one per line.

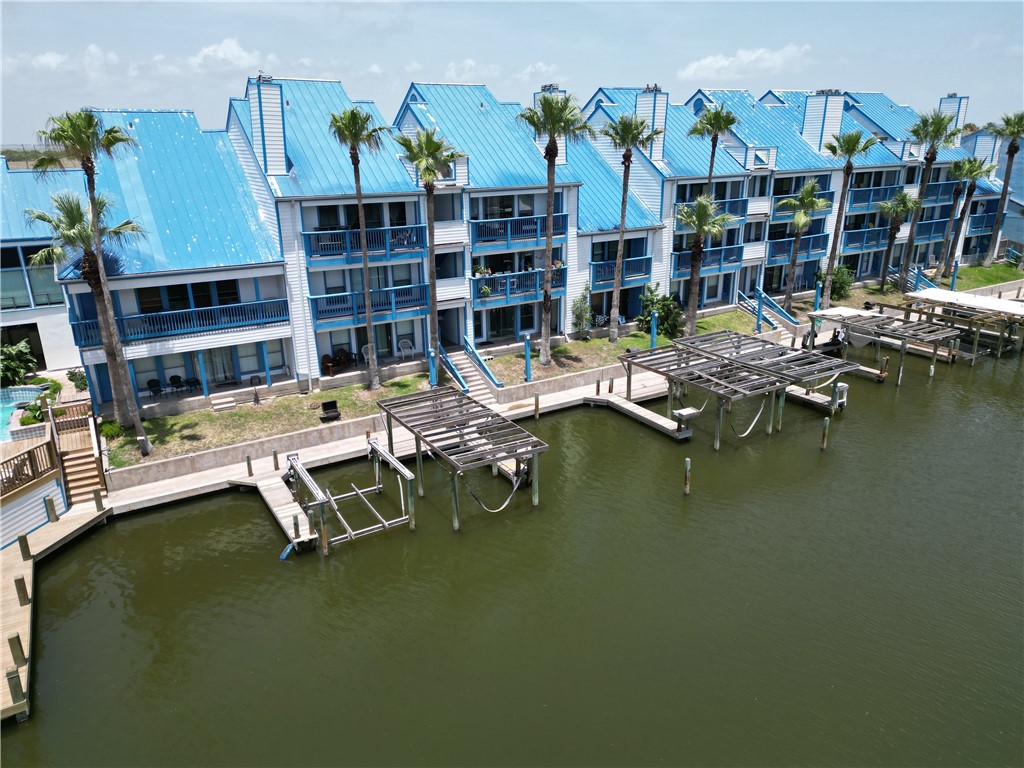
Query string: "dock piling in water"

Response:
xmin=14 ymin=576 xmax=30 ymax=607
xmin=8 ymin=633 xmax=26 ymax=667
xmin=684 ymin=458 xmax=691 ymax=496
xmin=821 ymin=416 xmax=831 ymax=451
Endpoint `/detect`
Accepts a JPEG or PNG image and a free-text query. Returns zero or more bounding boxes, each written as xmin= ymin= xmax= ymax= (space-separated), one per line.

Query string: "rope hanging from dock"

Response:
xmin=728 ymin=395 xmax=768 ymax=438
xmin=806 ymin=373 xmax=842 ymax=392
xmin=464 ymin=466 xmax=527 ymax=514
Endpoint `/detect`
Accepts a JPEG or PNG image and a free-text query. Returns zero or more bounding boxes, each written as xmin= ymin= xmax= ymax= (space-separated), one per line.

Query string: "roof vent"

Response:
xmin=814 ymin=88 xmax=842 ymax=96
xmin=540 ymin=83 xmax=560 ymax=92
xmin=643 ymin=83 xmax=661 ymax=92
xmin=947 ymin=92 xmax=958 ymax=98
xmin=256 ymin=70 xmax=274 ymax=83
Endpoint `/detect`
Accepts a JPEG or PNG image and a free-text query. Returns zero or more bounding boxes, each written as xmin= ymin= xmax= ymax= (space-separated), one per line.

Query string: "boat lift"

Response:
xmin=286 ymin=438 xmax=416 ymax=556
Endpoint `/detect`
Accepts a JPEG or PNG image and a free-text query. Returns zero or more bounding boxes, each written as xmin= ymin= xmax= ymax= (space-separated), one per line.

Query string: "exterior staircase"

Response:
xmin=62 ymin=448 xmax=104 ymax=507
xmin=445 ymin=350 xmax=498 ymax=407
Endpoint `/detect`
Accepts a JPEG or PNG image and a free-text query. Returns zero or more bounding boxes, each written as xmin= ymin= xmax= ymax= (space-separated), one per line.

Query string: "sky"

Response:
xmin=2 ymin=1 xmax=1022 ymax=145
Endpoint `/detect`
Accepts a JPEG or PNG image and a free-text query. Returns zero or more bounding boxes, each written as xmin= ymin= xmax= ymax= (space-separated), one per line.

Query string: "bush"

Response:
xmin=99 ymin=421 xmax=123 ymax=440
xmin=19 ymin=414 xmax=39 ymax=426
xmin=29 ymin=377 xmax=62 ymax=399
xmin=818 ymin=265 xmax=855 ymax=301
xmin=636 ymin=283 xmax=682 ymax=339
xmin=571 ymin=283 xmax=594 ymax=338
xmin=67 ymin=368 xmax=88 ymax=392
xmin=0 ymin=340 xmax=36 ymax=387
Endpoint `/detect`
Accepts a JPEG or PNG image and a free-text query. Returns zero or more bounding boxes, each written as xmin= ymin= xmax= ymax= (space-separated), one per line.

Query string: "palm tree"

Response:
xmin=599 ymin=115 xmax=663 ymax=342
xmin=822 ymin=130 xmax=878 ymax=309
xmin=675 ymin=195 xmax=736 ymax=336
xmin=901 ymin=111 xmax=960 ymax=288
xmin=688 ymin=105 xmax=739 ymax=192
xmin=937 ymin=158 xmax=969 ymax=281
xmin=395 ymin=128 xmax=465 ymax=370
xmin=26 ymin=192 xmax=147 ymax=448
xmin=34 ymin=109 xmax=149 ymax=450
xmin=877 ymin=191 xmax=920 ymax=293
xmin=940 ymin=157 xmax=995 ymax=279
xmin=984 ymin=112 xmax=1024 ymax=267
xmin=329 ymin=107 xmax=391 ymax=390
xmin=775 ymin=181 xmax=829 ymax=313
xmin=518 ymin=93 xmax=593 ymax=365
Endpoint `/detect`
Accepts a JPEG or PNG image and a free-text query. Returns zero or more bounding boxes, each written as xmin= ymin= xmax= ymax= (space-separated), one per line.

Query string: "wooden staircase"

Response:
xmin=62 ymin=448 xmax=104 ymax=507
xmin=445 ymin=350 xmax=498 ymax=407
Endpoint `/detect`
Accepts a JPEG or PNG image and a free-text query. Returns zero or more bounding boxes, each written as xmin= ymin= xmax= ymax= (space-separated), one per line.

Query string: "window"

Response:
xmin=519 ymin=303 xmax=535 ymax=333
xmin=773 ymin=176 xmax=795 ymax=196
xmin=215 ymin=280 xmax=240 ymax=305
xmin=816 ymin=174 xmax=830 ymax=191
xmin=237 ymin=343 xmax=260 ymax=374
xmin=323 ymin=270 xmax=346 ymax=294
xmin=391 ymin=264 xmax=414 ymax=287
xmin=435 ymin=193 xmax=461 ymax=222
xmin=317 ymin=205 xmax=340 ymax=230
xmin=166 ymin=284 xmax=190 ymax=311
xmin=137 ymin=287 xmax=163 ymax=314
xmin=753 ymin=175 xmax=770 ymax=197
xmin=435 ymin=251 xmax=464 ymax=279
xmin=345 ymin=203 xmax=383 ymax=229
xmin=743 ymin=221 xmax=765 ymax=243
xmin=518 ymin=195 xmax=534 ymax=216
xmin=267 ymin=339 xmax=285 ymax=369
xmin=27 ymin=268 xmax=62 ymax=306
xmin=1 ymin=246 xmax=63 ymax=310
xmin=388 ymin=202 xmax=408 ymax=227
xmin=192 ymin=283 xmax=213 ymax=308
xmin=483 ymin=196 xmax=513 ymax=220
xmin=395 ymin=320 xmax=415 ymax=349
xmin=133 ymin=357 xmax=158 ymax=389
xmin=1 ymin=249 xmax=30 ymax=309
xmin=905 ymin=166 xmax=919 ymax=186
xmin=705 ymin=274 xmax=722 ymax=300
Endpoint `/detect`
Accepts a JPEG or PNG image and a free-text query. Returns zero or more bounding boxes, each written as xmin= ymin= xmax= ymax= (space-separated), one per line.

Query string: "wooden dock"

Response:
xmin=1 ymin=502 xmax=110 ymax=722
xmin=583 ymin=394 xmax=691 ymax=440
xmin=785 ymin=384 xmax=838 ymax=413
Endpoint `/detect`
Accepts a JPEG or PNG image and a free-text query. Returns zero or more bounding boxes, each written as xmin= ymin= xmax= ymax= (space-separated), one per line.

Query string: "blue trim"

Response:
xmin=197 ymin=350 xmax=209 ymax=398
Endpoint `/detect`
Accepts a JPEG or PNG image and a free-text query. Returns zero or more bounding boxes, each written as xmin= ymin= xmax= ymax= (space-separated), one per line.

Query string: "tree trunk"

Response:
xmin=943 ymin=183 xmax=975 ymax=278
xmin=352 ymin=150 xmax=380 ymax=389
xmin=426 ymin=182 xmax=439 ymax=366
xmin=879 ymin=224 xmax=899 ymax=293
xmin=822 ymin=163 xmax=852 ymax=310
xmin=686 ymin=238 xmax=703 ymax=336
xmin=85 ymin=166 xmax=149 ymax=453
xmin=901 ymin=157 xmax=935 ymax=289
xmin=706 ymin=134 xmax=718 ymax=192
xmin=783 ymin=230 xmax=802 ymax=314
xmin=539 ymin=139 xmax=557 ymax=366
xmin=985 ymin=141 xmax=1017 ymax=266
xmin=938 ymin=185 xmax=964 ymax=279
xmin=609 ymin=149 xmax=631 ymax=343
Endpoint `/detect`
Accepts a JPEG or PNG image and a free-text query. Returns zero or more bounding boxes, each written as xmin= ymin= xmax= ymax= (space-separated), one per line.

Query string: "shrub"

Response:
xmin=29 ymin=377 xmax=62 ymax=398
xmin=571 ymin=283 xmax=594 ymax=338
xmin=0 ymin=340 xmax=36 ymax=387
xmin=636 ymin=283 xmax=682 ymax=339
xmin=818 ymin=265 xmax=855 ymax=301
xmin=99 ymin=421 xmax=123 ymax=440
xmin=67 ymin=368 xmax=88 ymax=392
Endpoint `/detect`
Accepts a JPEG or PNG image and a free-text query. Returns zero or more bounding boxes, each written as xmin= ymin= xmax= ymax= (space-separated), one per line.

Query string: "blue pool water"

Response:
xmin=0 ymin=386 xmax=43 ymax=442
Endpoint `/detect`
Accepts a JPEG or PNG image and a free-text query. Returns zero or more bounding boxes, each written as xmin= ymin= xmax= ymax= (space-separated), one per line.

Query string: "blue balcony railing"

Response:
xmin=675 ymin=197 xmax=748 ymax=229
xmin=70 ymin=299 xmax=290 ymax=347
xmin=843 ymin=227 xmax=889 ymax=253
xmin=771 ymin=190 xmax=834 ymax=221
xmin=967 ymin=211 xmax=997 ymax=235
xmin=590 ymin=256 xmax=652 ymax=289
xmin=846 ymin=185 xmax=901 ymax=211
xmin=913 ymin=219 xmax=948 ymax=243
xmin=766 ymin=233 xmax=830 ymax=266
xmin=470 ymin=214 xmax=568 ymax=252
xmin=471 ymin=267 xmax=567 ymax=308
xmin=311 ymin=283 xmax=428 ymax=325
xmin=919 ymin=180 xmax=961 ymax=205
xmin=303 ymin=225 xmax=427 ymax=263
xmin=672 ymin=244 xmax=744 ymax=278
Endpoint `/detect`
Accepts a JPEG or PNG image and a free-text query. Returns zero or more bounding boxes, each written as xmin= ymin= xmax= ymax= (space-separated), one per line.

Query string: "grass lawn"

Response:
xmin=933 ymin=263 xmax=1021 ymax=291
xmin=107 ymin=374 xmax=429 ymax=468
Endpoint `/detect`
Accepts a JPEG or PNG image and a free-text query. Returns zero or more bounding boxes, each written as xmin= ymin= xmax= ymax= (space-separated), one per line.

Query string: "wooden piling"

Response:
xmin=17 ymin=534 xmax=30 ymax=562
xmin=6 ymin=668 xmax=25 ymax=705
xmin=775 ymin=390 xmax=787 ymax=433
xmin=319 ymin=504 xmax=329 ymax=556
xmin=14 ymin=576 xmax=30 ymax=607
xmin=292 ymin=515 xmax=300 ymax=540
xmin=626 ymin=362 xmax=633 ymax=401
xmin=608 ymin=377 xmax=614 ymax=393
xmin=246 ymin=455 xmax=253 ymax=477
xmin=595 ymin=376 xmax=601 ymax=396
xmin=386 ymin=413 xmax=394 ymax=456
xmin=415 ymin=436 xmax=425 ymax=498
xmin=8 ymin=633 xmax=26 ymax=667
xmin=44 ymin=496 xmax=58 ymax=523
xmin=534 ymin=393 xmax=540 ymax=421
xmin=897 ymin=340 xmax=907 ymax=386
xmin=821 ymin=416 xmax=830 ymax=451
xmin=407 ymin=476 xmax=416 ymax=531
xmin=273 ymin=450 xmax=280 ymax=471
xmin=829 ymin=381 xmax=839 ymax=413
xmin=766 ymin=390 xmax=776 ymax=435
xmin=970 ymin=324 xmax=982 ymax=366
xmin=450 ymin=471 xmax=461 ymax=532
xmin=531 ymin=455 xmax=539 ymax=507
xmin=683 ymin=457 xmax=691 ymax=496
xmin=93 ymin=488 xmax=104 ymax=513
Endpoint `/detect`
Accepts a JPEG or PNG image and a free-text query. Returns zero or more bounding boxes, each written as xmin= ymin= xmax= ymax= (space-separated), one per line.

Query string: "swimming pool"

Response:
xmin=0 ymin=386 xmax=43 ymax=442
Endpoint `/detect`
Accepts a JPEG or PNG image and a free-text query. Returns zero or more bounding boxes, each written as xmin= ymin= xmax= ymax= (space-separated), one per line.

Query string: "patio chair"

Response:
xmin=319 ymin=400 xmax=341 ymax=423
xmin=361 ymin=344 xmax=371 ymax=365
xmin=398 ymin=339 xmax=414 ymax=360
xmin=168 ymin=375 xmax=187 ymax=393
xmin=321 ymin=354 xmax=334 ymax=377
xmin=146 ymin=379 xmax=163 ymax=400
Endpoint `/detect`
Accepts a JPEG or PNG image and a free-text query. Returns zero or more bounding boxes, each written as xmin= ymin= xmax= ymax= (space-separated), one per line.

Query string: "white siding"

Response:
xmin=650 ymin=181 xmax=675 ymax=292
xmin=434 ymin=221 xmax=468 ymax=246
xmin=436 ymin=275 xmax=470 ymax=303
xmin=747 ymin=197 xmax=771 ymax=216
xmin=399 ymin=111 xmax=420 ymax=140
xmin=590 ymin=134 xmax=662 ymax=219
xmin=635 ymin=91 xmax=667 ymax=161
xmin=742 ymin=241 xmax=767 ymax=262
xmin=560 ymin=187 xmax=580 ymax=330
xmin=1 ymin=479 xmax=66 ymax=549
xmin=1 ymin=305 xmax=80 ymax=370
xmin=801 ymin=95 xmax=843 ymax=152
xmin=257 ymin=83 xmax=287 ymax=175
xmin=280 ymin=202 xmax=317 ymax=382
xmin=227 ymin=112 xmax=278 ymax=237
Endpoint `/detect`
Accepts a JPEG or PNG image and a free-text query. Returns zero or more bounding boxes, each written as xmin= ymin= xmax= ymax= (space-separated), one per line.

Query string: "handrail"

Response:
xmin=470 ymin=213 xmax=568 ymax=248
xmin=311 ymin=284 xmax=428 ymax=322
xmin=887 ymin=265 xmax=937 ymax=291
xmin=590 ymin=256 xmax=652 ymax=286
xmin=437 ymin=345 xmax=470 ymax=394
xmin=737 ymin=291 xmax=778 ymax=330
xmin=88 ymin=412 xmax=106 ymax=492
xmin=772 ymin=189 xmax=835 ymax=220
xmin=0 ymin=439 xmax=57 ymax=497
xmin=462 ymin=336 xmax=504 ymax=388
xmin=302 ymin=224 xmax=427 ymax=258
xmin=755 ymin=287 xmax=797 ymax=325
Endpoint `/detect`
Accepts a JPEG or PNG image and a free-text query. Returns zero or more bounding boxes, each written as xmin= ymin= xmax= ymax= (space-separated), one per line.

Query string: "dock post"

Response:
xmin=319 ymin=503 xmax=329 ymax=556
xmin=44 ymin=496 xmax=58 ymax=523
xmin=533 ymin=393 xmax=540 ymax=421
xmin=273 ymin=450 xmax=279 ymax=471
xmin=996 ymin=320 xmax=1007 ymax=359
xmin=874 ymin=339 xmax=881 ymax=363
xmin=450 ymin=471 xmax=461 ymax=532
xmin=407 ymin=476 xmax=416 ymax=531
xmin=415 ymin=436 xmax=425 ymax=497
xmin=830 ymin=381 xmax=840 ymax=413
xmin=609 ymin=376 xmax=614 ymax=393
xmin=970 ymin=325 xmax=981 ymax=366
xmin=766 ymin=390 xmax=776 ymax=435
xmin=776 ymin=390 xmax=787 ymax=433
xmin=821 ymin=417 xmax=830 ymax=451
xmin=666 ymin=383 xmax=673 ymax=420
xmin=373 ymin=451 xmax=382 ymax=493
xmin=14 ymin=576 xmax=30 ymax=606
xmin=8 ymin=633 xmax=26 ymax=667
xmin=930 ymin=344 xmax=939 ymax=377
xmin=492 ymin=461 xmax=498 ymax=477
xmin=651 ymin=310 xmax=658 ymax=349
xmin=683 ymin=457 xmax=691 ymax=496
xmin=6 ymin=668 xmax=25 ymax=706
xmin=714 ymin=398 xmax=724 ymax=452
xmin=17 ymin=534 xmax=31 ymax=562
xmin=386 ymin=413 xmax=394 ymax=457
xmin=596 ymin=374 xmax=601 ymax=396
xmin=92 ymin=488 xmax=104 ymax=513
xmin=897 ymin=340 xmax=907 ymax=386
xmin=246 ymin=455 xmax=253 ymax=477
xmin=530 ymin=455 xmax=539 ymax=507
xmin=626 ymin=362 xmax=633 ymax=402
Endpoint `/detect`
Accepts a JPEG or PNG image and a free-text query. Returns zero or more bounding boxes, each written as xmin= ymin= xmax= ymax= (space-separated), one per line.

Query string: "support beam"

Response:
xmin=530 ymin=454 xmax=539 ymax=507
xmin=775 ymin=390 xmax=787 ymax=433
xmin=415 ymin=436 xmax=424 ymax=498
xmin=450 ymin=471 xmax=461 ymax=532
xmin=714 ymin=398 xmax=724 ymax=452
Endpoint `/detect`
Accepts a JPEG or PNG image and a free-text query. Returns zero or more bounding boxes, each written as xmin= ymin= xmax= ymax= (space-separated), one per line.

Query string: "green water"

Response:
xmin=3 ymin=349 xmax=1022 ymax=767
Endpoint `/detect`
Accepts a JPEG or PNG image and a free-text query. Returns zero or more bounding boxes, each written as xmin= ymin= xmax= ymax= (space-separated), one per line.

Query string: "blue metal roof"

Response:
xmin=557 ymin=140 xmax=660 ymax=234
xmin=0 ymin=159 xmax=86 ymax=242
xmin=63 ymin=109 xmax=281 ymax=278
xmin=228 ymin=97 xmax=252 ymax=143
xmin=399 ymin=83 xmax=551 ymax=190
xmin=662 ymin=101 xmax=748 ymax=179
xmin=255 ymin=79 xmax=418 ymax=198
xmin=844 ymin=92 xmax=921 ymax=141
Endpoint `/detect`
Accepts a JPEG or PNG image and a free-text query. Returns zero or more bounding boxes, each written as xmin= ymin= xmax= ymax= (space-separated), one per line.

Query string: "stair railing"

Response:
xmin=437 ymin=345 xmax=470 ymax=394
xmin=737 ymin=291 xmax=778 ymax=330
xmin=755 ymin=287 xmax=797 ymax=325
xmin=462 ymin=336 xmax=504 ymax=389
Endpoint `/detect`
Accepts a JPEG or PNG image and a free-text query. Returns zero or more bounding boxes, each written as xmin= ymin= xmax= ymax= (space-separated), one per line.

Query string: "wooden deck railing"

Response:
xmin=1 ymin=442 xmax=57 ymax=497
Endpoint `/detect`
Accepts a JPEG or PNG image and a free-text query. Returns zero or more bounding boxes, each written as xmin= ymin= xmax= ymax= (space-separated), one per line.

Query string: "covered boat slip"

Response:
xmin=377 ymin=387 xmax=548 ymax=531
xmin=618 ymin=331 xmax=860 ymax=450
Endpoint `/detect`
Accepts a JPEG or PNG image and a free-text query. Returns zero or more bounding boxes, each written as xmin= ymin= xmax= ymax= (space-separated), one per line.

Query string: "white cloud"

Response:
xmin=294 ymin=57 xmax=314 ymax=68
xmin=678 ymin=44 xmax=812 ymax=81
xmin=367 ymin=63 xmax=382 ymax=76
xmin=444 ymin=58 xmax=499 ymax=82
xmin=187 ymin=38 xmax=266 ymax=71
xmin=31 ymin=52 xmax=68 ymax=71
xmin=404 ymin=60 xmax=423 ymax=74
xmin=516 ymin=61 xmax=562 ymax=83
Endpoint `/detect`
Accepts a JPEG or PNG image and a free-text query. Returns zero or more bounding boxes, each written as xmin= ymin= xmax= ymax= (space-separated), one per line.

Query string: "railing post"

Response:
xmin=755 ymin=289 xmax=764 ymax=333
xmin=524 ymin=334 xmax=532 ymax=383
xmin=650 ymin=310 xmax=658 ymax=348
xmin=428 ymin=349 xmax=437 ymax=387
xmin=814 ymin=280 xmax=822 ymax=312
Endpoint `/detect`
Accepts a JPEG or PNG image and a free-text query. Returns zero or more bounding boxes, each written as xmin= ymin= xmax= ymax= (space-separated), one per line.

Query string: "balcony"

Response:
xmin=968 ymin=212 xmax=997 ymax=235
xmin=470 ymin=214 xmax=568 ymax=253
xmin=303 ymin=225 xmax=427 ymax=264
xmin=919 ymin=180 xmax=960 ymax=205
xmin=771 ymin=190 xmax=835 ymax=221
xmin=913 ymin=219 xmax=948 ymax=243
xmin=71 ymin=299 xmax=290 ymax=347
xmin=842 ymin=227 xmax=889 ymax=253
xmin=766 ymin=233 xmax=830 ymax=266
xmin=672 ymin=245 xmax=744 ymax=278
xmin=675 ymin=197 xmax=748 ymax=229
xmin=471 ymin=267 xmax=567 ymax=309
xmin=310 ymin=283 xmax=428 ymax=327
xmin=846 ymin=185 xmax=901 ymax=212
xmin=590 ymin=256 xmax=652 ymax=290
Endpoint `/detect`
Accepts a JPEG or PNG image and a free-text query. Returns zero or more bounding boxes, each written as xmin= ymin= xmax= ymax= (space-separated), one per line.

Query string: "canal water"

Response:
xmin=3 ymin=349 xmax=1022 ymax=767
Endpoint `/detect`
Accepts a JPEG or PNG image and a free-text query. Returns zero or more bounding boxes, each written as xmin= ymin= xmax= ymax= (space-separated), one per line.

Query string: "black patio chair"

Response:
xmin=146 ymin=379 xmax=163 ymax=400
xmin=319 ymin=400 xmax=341 ymax=423
xmin=169 ymin=375 xmax=187 ymax=393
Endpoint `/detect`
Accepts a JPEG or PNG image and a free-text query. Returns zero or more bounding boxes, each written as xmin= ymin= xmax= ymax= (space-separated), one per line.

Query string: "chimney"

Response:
xmin=635 ymin=84 xmax=668 ymax=162
xmin=533 ymin=83 xmax=568 ymax=165
xmin=801 ymin=89 xmax=844 ymax=152
xmin=938 ymin=93 xmax=969 ymax=147
xmin=248 ymin=76 xmax=287 ymax=175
